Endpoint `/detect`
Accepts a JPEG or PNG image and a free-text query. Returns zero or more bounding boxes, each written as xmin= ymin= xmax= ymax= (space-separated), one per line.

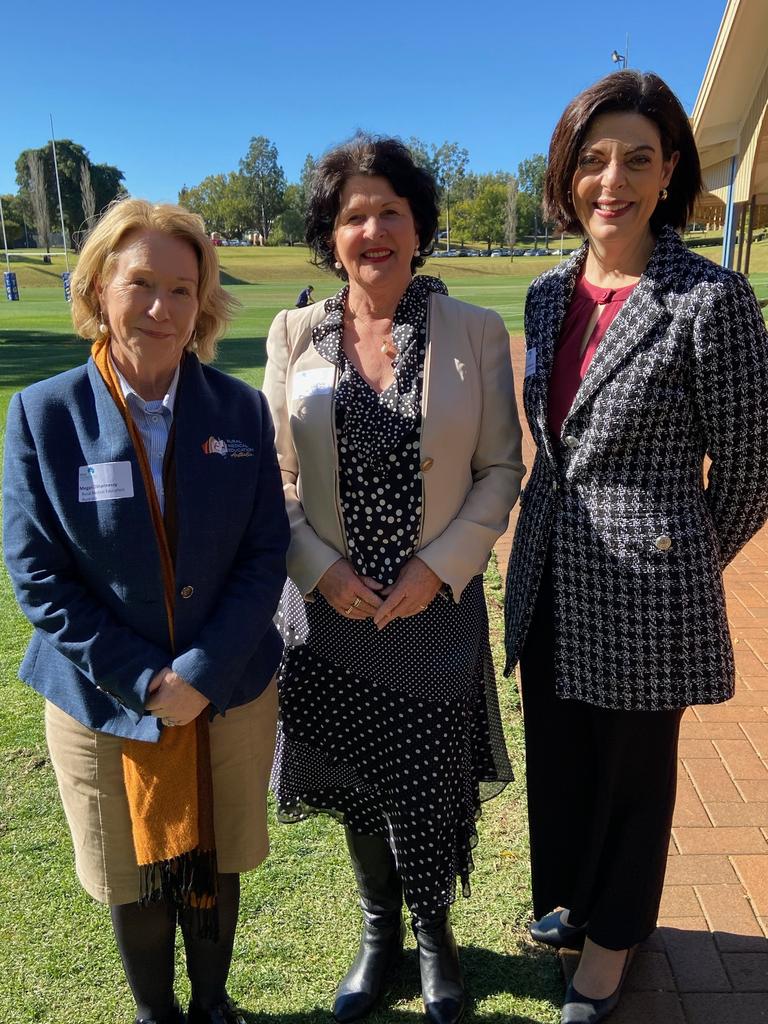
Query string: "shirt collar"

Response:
xmin=109 ymin=352 xmax=180 ymax=413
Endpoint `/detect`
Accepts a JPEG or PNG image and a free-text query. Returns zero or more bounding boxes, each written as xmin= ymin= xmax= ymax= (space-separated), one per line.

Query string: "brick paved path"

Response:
xmin=496 ymin=337 xmax=768 ymax=1023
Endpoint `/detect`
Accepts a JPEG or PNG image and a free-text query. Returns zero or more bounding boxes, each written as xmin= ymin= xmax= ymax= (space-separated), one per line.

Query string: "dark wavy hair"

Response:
xmin=305 ymin=134 xmax=439 ymax=279
xmin=545 ymin=70 xmax=702 ymax=235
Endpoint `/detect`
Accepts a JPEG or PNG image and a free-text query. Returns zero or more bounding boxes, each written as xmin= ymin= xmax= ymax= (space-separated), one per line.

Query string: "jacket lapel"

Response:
xmin=527 ymin=247 xmax=585 ymax=465
xmin=564 ymin=229 xmax=677 ymax=426
xmin=84 ymin=358 xmax=165 ymax=594
xmin=87 ymin=358 xmax=141 ymax=464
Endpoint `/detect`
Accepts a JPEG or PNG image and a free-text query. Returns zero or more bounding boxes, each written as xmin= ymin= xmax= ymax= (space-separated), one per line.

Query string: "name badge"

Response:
xmin=524 ymin=348 xmax=537 ymax=378
xmin=78 ymin=461 xmax=134 ymax=502
xmin=292 ymin=367 xmax=335 ymax=402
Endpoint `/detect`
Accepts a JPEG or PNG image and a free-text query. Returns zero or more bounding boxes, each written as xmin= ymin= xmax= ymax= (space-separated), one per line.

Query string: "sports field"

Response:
xmin=0 ymin=246 xmax=564 ymax=1023
xmin=1 ymin=242 xmax=766 ymax=1022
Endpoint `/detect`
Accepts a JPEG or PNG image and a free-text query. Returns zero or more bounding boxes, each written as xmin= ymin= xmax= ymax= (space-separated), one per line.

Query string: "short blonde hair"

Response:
xmin=71 ymin=197 xmax=238 ymax=362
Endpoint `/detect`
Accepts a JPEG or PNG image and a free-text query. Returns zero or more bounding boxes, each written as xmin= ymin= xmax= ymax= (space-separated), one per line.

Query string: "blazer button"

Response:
xmin=564 ymin=435 xmax=579 ymax=449
xmin=180 ymin=585 xmax=195 ymax=599
xmin=420 ymin=457 xmax=435 ymax=472
xmin=655 ymin=535 xmax=673 ymax=551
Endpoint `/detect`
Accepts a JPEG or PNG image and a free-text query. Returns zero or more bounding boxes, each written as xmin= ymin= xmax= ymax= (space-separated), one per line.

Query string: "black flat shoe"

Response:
xmin=136 ymin=1000 xmax=185 ymax=1024
xmin=529 ymin=910 xmax=587 ymax=949
xmin=187 ymin=996 xmax=245 ymax=1024
xmin=560 ymin=948 xmax=635 ymax=1023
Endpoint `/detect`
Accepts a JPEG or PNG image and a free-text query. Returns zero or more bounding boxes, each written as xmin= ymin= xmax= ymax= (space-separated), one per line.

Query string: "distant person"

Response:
xmin=505 ymin=71 xmax=768 ymax=1024
xmin=264 ymin=134 xmax=524 ymax=1024
xmin=295 ymin=284 xmax=314 ymax=307
xmin=3 ymin=198 xmax=289 ymax=1024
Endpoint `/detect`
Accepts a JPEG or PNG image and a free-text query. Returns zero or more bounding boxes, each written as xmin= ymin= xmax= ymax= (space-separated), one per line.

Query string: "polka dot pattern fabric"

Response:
xmin=272 ymin=277 xmax=513 ymax=918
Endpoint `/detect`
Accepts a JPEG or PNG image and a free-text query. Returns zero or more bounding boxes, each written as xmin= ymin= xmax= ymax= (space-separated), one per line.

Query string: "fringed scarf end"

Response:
xmin=139 ymin=848 xmax=220 ymax=941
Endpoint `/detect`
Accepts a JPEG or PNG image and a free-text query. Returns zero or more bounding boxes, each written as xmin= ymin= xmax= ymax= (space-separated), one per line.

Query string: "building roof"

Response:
xmin=692 ymin=0 xmax=768 ymax=206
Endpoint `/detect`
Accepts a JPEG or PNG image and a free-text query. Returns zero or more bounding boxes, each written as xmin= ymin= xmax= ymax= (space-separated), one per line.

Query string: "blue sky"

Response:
xmin=2 ymin=0 xmax=727 ymax=201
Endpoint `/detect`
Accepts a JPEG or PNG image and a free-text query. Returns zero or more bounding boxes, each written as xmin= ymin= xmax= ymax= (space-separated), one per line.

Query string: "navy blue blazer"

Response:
xmin=3 ymin=353 xmax=289 ymax=741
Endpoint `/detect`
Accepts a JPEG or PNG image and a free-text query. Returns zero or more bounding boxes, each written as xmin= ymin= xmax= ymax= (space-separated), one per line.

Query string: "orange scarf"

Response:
xmin=91 ymin=339 xmax=218 ymax=935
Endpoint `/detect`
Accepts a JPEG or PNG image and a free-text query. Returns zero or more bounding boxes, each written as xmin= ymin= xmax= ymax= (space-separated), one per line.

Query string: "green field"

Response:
xmin=0 ymin=247 xmax=563 ymax=1022
xmin=2 ymin=243 xmax=766 ymax=424
xmin=1 ymin=241 xmax=767 ymax=1022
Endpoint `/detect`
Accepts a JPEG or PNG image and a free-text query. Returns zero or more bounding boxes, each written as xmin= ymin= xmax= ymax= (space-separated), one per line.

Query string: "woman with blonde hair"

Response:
xmin=3 ymin=198 xmax=289 ymax=1024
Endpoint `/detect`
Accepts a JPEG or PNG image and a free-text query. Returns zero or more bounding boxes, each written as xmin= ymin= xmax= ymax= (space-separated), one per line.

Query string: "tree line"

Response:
xmin=2 ymin=140 xmax=126 ymax=251
xmin=0 ymin=136 xmax=555 ymax=254
xmin=178 ymin=137 xmax=555 ymax=252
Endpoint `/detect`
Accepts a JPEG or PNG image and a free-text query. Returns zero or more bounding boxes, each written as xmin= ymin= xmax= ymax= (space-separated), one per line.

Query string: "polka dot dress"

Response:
xmin=272 ymin=276 xmax=513 ymax=918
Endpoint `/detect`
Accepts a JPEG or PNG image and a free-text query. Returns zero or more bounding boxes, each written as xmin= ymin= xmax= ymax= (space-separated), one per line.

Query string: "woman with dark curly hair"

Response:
xmin=263 ymin=134 xmax=524 ymax=1024
xmin=505 ymin=71 xmax=768 ymax=1023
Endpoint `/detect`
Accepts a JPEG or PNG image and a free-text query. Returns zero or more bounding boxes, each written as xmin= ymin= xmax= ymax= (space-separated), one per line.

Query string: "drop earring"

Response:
xmin=658 ymin=188 xmax=669 ymax=201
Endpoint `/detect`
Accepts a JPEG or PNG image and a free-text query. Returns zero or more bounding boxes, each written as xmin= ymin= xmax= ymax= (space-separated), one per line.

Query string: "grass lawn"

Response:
xmin=2 ymin=238 xmax=767 ymax=1022
xmin=0 ymin=254 xmax=563 ymax=1022
xmin=0 ymin=555 xmax=559 ymax=1023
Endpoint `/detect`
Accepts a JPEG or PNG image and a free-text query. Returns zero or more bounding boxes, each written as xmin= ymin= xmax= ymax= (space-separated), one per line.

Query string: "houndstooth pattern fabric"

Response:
xmin=504 ymin=226 xmax=768 ymax=710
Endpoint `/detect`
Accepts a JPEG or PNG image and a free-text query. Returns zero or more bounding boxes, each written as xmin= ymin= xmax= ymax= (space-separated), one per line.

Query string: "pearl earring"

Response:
xmin=334 ymin=260 xmax=342 ymax=270
xmin=98 ymin=321 xmax=108 ymax=336
xmin=413 ymin=247 xmax=421 ymax=258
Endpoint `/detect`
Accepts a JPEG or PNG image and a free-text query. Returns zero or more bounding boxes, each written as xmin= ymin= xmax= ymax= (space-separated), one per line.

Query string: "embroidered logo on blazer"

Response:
xmin=201 ymin=436 xmax=254 ymax=458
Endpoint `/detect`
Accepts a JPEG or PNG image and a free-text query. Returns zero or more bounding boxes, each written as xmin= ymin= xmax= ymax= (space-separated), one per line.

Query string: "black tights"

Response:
xmin=111 ymin=873 xmax=240 ymax=1019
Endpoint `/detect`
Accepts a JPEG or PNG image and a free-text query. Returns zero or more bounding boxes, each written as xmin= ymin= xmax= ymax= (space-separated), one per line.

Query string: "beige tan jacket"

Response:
xmin=263 ymin=290 xmax=525 ymax=600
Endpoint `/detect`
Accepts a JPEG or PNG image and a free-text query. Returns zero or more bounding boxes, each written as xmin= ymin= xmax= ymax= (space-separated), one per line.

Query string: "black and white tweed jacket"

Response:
xmin=504 ymin=226 xmax=768 ymax=710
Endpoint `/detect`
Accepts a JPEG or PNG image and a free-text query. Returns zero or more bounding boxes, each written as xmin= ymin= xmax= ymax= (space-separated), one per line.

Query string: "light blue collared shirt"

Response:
xmin=111 ymin=356 xmax=180 ymax=515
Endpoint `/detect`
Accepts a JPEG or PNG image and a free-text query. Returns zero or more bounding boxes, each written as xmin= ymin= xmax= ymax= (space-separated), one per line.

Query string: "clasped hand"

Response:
xmin=317 ymin=557 xmax=442 ymax=630
xmin=145 ymin=668 xmax=209 ymax=728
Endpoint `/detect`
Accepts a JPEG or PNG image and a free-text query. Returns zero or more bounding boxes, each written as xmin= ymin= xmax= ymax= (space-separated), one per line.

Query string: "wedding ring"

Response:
xmin=162 ymin=717 xmax=177 ymax=727
xmin=352 ymin=596 xmax=362 ymax=609
xmin=344 ymin=605 xmax=354 ymax=616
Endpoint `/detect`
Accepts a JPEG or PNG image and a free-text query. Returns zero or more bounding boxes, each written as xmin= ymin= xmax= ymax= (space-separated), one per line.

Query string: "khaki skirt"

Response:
xmin=45 ymin=680 xmax=278 ymax=906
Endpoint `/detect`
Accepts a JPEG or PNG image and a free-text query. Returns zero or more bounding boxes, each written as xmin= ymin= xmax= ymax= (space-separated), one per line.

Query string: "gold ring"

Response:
xmin=344 ymin=605 xmax=354 ymax=615
xmin=162 ymin=717 xmax=176 ymax=727
xmin=352 ymin=596 xmax=362 ymax=609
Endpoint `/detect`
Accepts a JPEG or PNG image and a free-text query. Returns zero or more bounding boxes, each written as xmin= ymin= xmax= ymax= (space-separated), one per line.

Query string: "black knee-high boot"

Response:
xmin=412 ymin=911 xmax=465 ymax=1024
xmin=110 ymin=899 xmax=184 ymax=1024
xmin=182 ymin=873 xmax=244 ymax=1024
xmin=332 ymin=831 xmax=405 ymax=1023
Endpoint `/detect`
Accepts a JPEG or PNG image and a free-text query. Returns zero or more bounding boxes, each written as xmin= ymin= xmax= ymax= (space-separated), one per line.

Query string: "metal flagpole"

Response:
xmin=50 ymin=114 xmax=70 ymax=270
xmin=0 ymin=197 xmax=10 ymax=272
xmin=1 ymin=195 xmax=20 ymax=300
xmin=50 ymin=114 xmax=72 ymax=300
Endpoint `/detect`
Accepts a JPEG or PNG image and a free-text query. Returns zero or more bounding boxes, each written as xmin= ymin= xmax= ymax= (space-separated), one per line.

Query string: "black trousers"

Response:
xmin=520 ymin=558 xmax=683 ymax=950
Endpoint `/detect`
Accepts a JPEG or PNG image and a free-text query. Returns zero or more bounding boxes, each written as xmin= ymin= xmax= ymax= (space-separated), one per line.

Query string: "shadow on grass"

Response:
xmin=216 ymin=336 xmax=268 ymax=377
xmin=0 ymin=329 xmax=86 ymax=389
xmin=220 ymin=270 xmax=250 ymax=286
xmin=237 ymin=946 xmax=560 ymax=1024
xmin=0 ymin=330 xmax=267 ymax=392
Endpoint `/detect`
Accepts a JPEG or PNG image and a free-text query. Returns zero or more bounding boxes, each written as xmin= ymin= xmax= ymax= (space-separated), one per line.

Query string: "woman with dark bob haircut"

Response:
xmin=264 ymin=134 xmax=524 ymax=1024
xmin=505 ymin=71 xmax=768 ymax=1023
